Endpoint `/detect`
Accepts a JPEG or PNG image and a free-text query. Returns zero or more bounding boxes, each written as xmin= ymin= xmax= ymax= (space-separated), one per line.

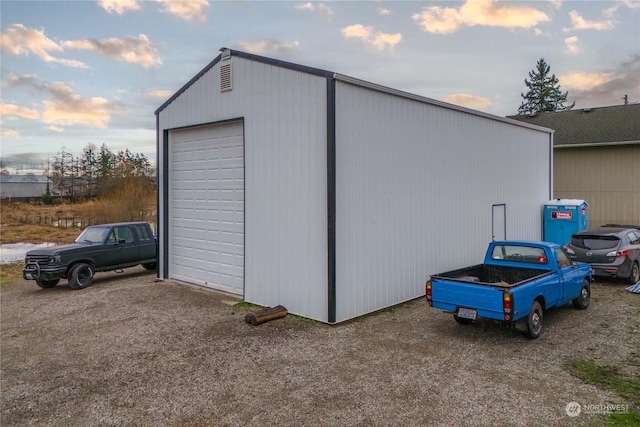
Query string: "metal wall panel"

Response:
xmin=158 ymin=57 xmax=329 ymax=322
xmin=334 ymin=81 xmax=552 ymax=322
xmin=553 ymin=145 xmax=640 ymax=227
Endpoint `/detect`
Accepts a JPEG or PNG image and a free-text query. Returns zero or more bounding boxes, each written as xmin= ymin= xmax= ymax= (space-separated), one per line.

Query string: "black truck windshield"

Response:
xmin=75 ymin=226 xmax=110 ymax=244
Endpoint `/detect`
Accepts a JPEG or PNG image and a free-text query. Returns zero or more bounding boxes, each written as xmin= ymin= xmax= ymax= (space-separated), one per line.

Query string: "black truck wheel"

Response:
xmin=36 ymin=279 xmax=59 ymax=289
xmin=68 ymin=263 xmax=94 ymax=289
xmin=572 ymin=279 xmax=591 ymax=309
xmin=142 ymin=262 xmax=157 ymax=270
xmin=525 ymin=300 xmax=543 ymax=339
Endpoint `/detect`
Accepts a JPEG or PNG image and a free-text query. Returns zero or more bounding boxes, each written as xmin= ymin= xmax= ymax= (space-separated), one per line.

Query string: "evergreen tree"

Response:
xmin=518 ymin=58 xmax=574 ymax=115
xmin=43 ymin=180 xmax=54 ymax=205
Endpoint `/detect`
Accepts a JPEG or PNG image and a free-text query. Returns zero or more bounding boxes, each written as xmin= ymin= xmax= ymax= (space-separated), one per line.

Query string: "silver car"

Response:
xmin=565 ymin=225 xmax=640 ymax=284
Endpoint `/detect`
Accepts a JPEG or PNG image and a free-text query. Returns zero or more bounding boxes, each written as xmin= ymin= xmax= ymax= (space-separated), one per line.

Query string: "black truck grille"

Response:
xmin=25 ymin=255 xmax=48 ymax=265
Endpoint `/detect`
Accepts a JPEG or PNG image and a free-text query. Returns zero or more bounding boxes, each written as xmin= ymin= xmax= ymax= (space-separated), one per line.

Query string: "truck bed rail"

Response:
xmin=431 ymin=264 xmax=553 ymax=287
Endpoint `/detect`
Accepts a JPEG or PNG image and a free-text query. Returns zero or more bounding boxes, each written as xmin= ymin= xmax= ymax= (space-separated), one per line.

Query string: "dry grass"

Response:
xmin=0 ymin=201 xmax=85 ymax=245
xmin=0 ymin=198 xmax=156 ymax=245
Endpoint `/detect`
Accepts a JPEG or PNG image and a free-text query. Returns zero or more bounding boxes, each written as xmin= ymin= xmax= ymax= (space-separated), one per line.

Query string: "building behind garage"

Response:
xmin=156 ymin=49 xmax=553 ymax=323
xmin=510 ymin=104 xmax=640 ymax=228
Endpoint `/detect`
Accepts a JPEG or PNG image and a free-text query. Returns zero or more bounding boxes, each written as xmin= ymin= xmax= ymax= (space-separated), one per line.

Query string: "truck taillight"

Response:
xmin=426 ymin=281 xmax=432 ymax=306
xmin=503 ymin=292 xmax=512 ymax=321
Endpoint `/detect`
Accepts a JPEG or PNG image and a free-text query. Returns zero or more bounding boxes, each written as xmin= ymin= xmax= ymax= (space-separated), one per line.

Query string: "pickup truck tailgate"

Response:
xmin=429 ymin=279 xmax=506 ymax=321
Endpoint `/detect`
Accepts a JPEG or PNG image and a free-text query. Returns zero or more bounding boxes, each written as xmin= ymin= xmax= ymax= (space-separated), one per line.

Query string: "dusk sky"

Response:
xmin=1 ymin=0 xmax=639 ymax=170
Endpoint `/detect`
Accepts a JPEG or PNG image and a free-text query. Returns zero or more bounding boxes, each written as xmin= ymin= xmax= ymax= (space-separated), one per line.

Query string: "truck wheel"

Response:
xmin=36 ymin=279 xmax=59 ymax=289
xmin=453 ymin=314 xmax=473 ymax=325
xmin=68 ymin=263 xmax=94 ymax=289
xmin=525 ymin=301 xmax=543 ymax=339
xmin=572 ymin=279 xmax=591 ymax=309
xmin=628 ymin=262 xmax=639 ymax=284
xmin=142 ymin=262 xmax=157 ymax=270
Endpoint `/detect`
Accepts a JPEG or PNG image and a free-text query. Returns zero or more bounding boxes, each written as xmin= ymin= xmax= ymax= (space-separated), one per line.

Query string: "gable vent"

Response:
xmin=220 ymin=63 xmax=232 ymax=92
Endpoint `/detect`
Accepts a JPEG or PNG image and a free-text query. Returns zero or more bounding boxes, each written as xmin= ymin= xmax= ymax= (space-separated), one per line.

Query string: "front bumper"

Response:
xmin=23 ymin=263 xmax=67 ymax=282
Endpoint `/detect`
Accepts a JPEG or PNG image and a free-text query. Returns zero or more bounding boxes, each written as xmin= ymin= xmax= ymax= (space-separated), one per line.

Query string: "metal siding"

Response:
xmin=334 ymin=82 xmax=551 ymax=322
xmin=158 ymin=57 xmax=328 ymax=322
xmin=553 ymin=145 xmax=640 ymax=227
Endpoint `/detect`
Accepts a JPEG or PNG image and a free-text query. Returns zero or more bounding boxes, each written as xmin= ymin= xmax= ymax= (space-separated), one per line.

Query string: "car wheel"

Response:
xmin=142 ymin=262 xmax=157 ymax=271
xmin=525 ymin=300 xmax=543 ymax=339
xmin=628 ymin=261 xmax=640 ymax=284
xmin=68 ymin=263 xmax=94 ymax=289
xmin=572 ymin=279 xmax=590 ymax=309
xmin=453 ymin=314 xmax=473 ymax=325
xmin=36 ymin=279 xmax=59 ymax=289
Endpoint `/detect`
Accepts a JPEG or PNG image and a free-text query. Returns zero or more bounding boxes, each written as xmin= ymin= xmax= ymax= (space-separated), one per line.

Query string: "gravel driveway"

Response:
xmin=2 ymin=268 xmax=639 ymax=427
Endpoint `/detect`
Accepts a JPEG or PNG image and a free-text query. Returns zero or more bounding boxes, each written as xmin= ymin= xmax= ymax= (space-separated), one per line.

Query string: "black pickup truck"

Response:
xmin=23 ymin=222 xmax=157 ymax=290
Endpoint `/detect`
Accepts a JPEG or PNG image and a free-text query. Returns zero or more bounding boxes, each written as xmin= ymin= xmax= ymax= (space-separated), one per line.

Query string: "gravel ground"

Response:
xmin=2 ymin=268 xmax=639 ymax=427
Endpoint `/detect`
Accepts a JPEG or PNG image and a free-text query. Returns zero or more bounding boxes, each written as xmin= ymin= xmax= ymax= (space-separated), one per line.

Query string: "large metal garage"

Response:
xmin=155 ymin=48 xmax=553 ymax=323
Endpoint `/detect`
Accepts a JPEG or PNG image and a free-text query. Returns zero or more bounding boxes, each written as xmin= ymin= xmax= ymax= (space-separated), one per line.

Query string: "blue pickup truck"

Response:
xmin=426 ymin=241 xmax=592 ymax=339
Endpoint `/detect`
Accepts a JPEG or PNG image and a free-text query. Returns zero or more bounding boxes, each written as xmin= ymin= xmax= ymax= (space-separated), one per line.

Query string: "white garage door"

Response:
xmin=169 ymin=121 xmax=244 ymax=295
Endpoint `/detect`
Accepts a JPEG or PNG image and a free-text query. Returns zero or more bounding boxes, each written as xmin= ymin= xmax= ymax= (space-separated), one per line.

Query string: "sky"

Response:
xmin=1 ymin=0 xmax=639 ymax=172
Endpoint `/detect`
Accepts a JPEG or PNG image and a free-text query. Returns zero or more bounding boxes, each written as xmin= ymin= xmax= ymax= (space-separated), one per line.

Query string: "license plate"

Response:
xmin=457 ymin=307 xmax=477 ymax=320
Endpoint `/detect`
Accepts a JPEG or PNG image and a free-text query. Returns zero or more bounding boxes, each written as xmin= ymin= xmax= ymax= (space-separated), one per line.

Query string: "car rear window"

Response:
xmin=491 ymin=245 xmax=548 ymax=264
xmin=570 ymin=235 xmax=619 ymax=250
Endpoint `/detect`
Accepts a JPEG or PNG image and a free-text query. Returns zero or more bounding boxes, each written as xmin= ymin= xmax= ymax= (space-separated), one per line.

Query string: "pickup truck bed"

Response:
xmin=432 ymin=264 xmax=553 ymax=288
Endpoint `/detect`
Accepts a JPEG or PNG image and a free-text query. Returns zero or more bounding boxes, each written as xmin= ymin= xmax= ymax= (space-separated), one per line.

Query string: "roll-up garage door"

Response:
xmin=169 ymin=120 xmax=244 ymax=295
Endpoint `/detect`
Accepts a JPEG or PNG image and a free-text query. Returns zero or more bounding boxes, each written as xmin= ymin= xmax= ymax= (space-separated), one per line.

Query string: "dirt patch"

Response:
xmin=2 ymin=271 xmax=639 ymax=426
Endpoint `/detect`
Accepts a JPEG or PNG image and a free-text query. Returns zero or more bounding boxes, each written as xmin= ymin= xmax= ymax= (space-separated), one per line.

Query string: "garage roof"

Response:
xmin=155 ymin=48 xmax=551 ymax=134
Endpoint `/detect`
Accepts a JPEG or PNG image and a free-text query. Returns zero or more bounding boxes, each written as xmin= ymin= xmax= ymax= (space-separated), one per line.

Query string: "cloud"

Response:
xmin=238 ymin=40 xmax=300 ymax=55
xmin=145 ymin=89 xmax=175 ymax=99
xmin=156 ymin=0 xmax=209 ymax=23
xmin=98 ymin=0 xmax=141 ymax=15
xmin=621 ymin=0 xmax=640 ymax=9
xmin=341 ymin=24 xmax=402 ymax=51
xmin=534 ymin=28 xmax=546 ymax=37
xmin=0 ymin=24 xmax=158 ymax=69
xmin=63 ymin=34 xmax=162 ymax=68
xmin=48 ymin=125 xmax=64 ymax=133
xmin=412 ymin=0 xmax=549 ymax=34
xmin=565 ymin=36 xmax=580 ymax=54
xmin=0 ymin=24 xmax=88 ymax=68
xmin=378 ymin=8 xmax=391 ymax=16
xmin=1 ymin=72 xmax=39 ymax=89
xmin=41 ymin=83 xmax=122 ymax=128
xmin=560 ymin=71 xmax=614 ymax=91
xmin=295 ymin=2 xmax=333 ymax=21
xmin=563 ymin=10 xmax=615 ymax=32
xmin=559 ymin=55 xmax=640 ymax=105
xmin=443 ymin=93 xmax=492 ymax=110
xmin=1 ymin=72 xmax=125 ymax=129
xmin=1 ymin=129 xmax=20 ymax=138
xmin=1 ymin=103 xmax=41 ymax=120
